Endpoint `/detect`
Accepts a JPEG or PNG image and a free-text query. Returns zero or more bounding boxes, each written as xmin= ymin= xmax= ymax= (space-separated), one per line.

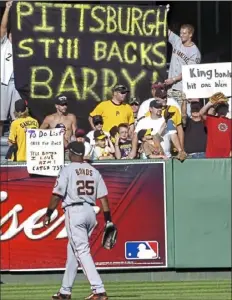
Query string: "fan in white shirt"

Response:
xmin=86 ymin=115 xmax=109 ymax=146
xmin=135 ymin=100 xmax=183 ymax=158
xmin=0 ymin=1 xmax=21 ymax=136
xmin=137 ymin=82 xmax=181 ymax=121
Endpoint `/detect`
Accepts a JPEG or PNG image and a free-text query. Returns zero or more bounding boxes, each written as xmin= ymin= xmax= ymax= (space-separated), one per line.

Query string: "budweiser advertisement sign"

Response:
xmin=0 ymin=162 xmax=167 ymax=271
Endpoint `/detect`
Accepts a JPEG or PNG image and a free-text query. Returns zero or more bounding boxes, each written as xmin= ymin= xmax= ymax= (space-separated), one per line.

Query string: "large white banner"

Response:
xmin=26 ymin=129 xmax=64 ymax=176
xmin=182 ymin=62 xmax=232 ymax=98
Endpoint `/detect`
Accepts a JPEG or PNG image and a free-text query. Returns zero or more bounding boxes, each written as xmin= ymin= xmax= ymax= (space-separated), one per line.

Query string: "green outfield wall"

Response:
xmin=1 ymin=159 xmax=231 ymax=270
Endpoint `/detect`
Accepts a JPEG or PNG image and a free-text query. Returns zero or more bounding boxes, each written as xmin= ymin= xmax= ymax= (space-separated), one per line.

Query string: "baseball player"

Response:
xmin=43 ymin=141 xmax=113 ymax=300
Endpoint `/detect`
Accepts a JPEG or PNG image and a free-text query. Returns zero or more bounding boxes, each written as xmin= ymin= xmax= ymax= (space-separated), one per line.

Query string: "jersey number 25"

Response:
xmin=76 ymin=180 xmax=94 ymax=196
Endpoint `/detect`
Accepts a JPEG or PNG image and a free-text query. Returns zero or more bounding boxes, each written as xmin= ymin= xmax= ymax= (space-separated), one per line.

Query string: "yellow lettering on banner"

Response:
xmin=90 ymin=6 xmax=105 ymax=33
xmin=152 ymin=41 xmax=166 ymax=67
xmin=152 ymin=71 xmax=159 ymax=83
xmin=122 ymin=69 xmax=146 ymax=97
xmin=37 ymin=39 xmax=55 ymax=58
xmin=94 ymin=41 xmax=107 ymax=61
xmin=17 ymin=2 xmax=34 ymax=31
xmin=58 ymin=66 xmax=80 ymax=99
xmin=124 ymin=42 xmax=137 ymax=64
xmin=130 ymin=8 xmax=143 ymax=36
xmin=142 ymin=10 xmax=156 ymax=36
xmin=155 ymin=8 xmax=167 ymax=37
xmin=67 ymin=39 xmax=79 ymax=59
xmin=118 ymin=7 xmax=130 ymax=35
xmin=140 ymin=43 xmax=152 ymax=66
xmin=102 ymin=68 xmax=117 ymax=99
xmin=73 ymin=4 xmax=91 ymax=32
xmin=107 ymin=41 xmax=123 ymax=63
xmin=54 ymin=3 xmax=72 ymax=33
xmin=34 ymin=3 xmax=54 ymax=32
xmin=18 ymin=39 xmax=34 ymax=57
xmin=106 ymin=6 xmax=117 ymax=33
xmin=58 ymin=38 xmax=65 ymax=58
xmin=82 ymin=68 xmax=100 ymax=101
xmin=31 ymin=66 xmax=53 ymax=98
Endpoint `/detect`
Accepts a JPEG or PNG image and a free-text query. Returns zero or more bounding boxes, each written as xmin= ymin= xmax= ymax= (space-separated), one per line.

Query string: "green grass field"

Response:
xmin=1 ymin=280 xmax=231 ymax=300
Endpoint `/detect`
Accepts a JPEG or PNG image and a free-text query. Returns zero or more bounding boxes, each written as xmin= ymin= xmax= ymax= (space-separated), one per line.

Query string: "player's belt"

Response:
xmin=64 ymin=202 xmax=94 ymax=210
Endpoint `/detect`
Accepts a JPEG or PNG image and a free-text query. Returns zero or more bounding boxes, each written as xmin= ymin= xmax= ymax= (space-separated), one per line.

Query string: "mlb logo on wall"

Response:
xmin=125 ymin=241 xmax=159 ymax=260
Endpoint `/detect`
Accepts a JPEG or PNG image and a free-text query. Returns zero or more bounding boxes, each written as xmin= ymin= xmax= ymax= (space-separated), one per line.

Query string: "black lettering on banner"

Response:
xmin=76 ymin=180 xmax=95 ymax=196
xmin=11 ymin=2 xmax=167 ymax=130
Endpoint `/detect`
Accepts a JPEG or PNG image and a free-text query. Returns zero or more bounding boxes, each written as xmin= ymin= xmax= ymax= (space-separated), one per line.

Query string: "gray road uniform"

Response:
xmin=168 ymin=31 xmax=201 ymax=91
xmin=53 ymin=162 xmax=108 ymax=295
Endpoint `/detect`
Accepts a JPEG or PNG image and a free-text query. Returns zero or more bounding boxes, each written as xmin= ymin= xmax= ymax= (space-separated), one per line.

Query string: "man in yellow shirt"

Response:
xmin=89 ymin=84 xmax=134 ymax=137
xmin=8 ymin=99 xmax=39 ymax=161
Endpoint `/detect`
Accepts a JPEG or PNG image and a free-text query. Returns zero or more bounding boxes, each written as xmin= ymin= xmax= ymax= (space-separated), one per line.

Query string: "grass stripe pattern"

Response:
xmin=1 ymin=280 xmax=231 ymax=300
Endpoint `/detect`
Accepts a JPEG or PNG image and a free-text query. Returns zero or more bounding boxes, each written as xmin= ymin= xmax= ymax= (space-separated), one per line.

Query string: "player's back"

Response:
xmin=61 ymin=162 xmax=104 ymax=207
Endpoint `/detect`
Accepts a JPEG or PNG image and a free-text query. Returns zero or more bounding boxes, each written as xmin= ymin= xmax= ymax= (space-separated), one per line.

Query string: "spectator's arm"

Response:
xmin=181 ymin=100 xmax=188 ymax=126
xmin=170 ymin=133 xmax=182 ymax=153
xmin=71 ymin=114 xmax=77 ymax=135
xmin=129 ymin=124 xmax=134 ymax=138
xmin=114 ymin=135 xmax=121 ymax=159
xmin=1 ymin=1 xmax=12 ymax=39
xmin=88 ymin=116 xmax=95 ymax=130
xmin=107 ymin=138 xmax=115 ymax=154
xmin=40 ymin=116 xmax=51 ymax=129
xmin=176 ymin=124 xmax=184 ymax=150
xmin=199 ymin=101 xmax=213 ymax=121
xmin=128 ymin=132 xmax=138 ymax=159
xmin=8 ymin=121 xmax=17 ymax=145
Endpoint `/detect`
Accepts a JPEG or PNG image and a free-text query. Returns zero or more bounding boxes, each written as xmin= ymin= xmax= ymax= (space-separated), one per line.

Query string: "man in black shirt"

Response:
xmin=181 ymin=100 xmax=207 ymax=158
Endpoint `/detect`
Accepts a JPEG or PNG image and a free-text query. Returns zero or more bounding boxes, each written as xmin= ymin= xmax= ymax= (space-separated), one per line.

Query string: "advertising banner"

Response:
xmin=26 ymin=128 xmax=64 ymax=176
xmin=0 ymin=162 xmax=167 ymax=271
xmin=182 ymin=62 xmax=232 ymax=98
xmin=11 ymin=2 xmax=168 ymax=130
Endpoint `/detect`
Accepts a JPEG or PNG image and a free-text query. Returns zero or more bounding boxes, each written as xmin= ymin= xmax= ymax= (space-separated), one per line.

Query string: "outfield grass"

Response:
xmin=1 ymin=280 xmax=231 ymax=300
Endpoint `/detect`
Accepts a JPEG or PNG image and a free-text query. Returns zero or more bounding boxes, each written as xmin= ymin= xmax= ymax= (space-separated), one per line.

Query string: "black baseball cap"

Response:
xmin=75 ymin=129 xmax=86 ymax=138
xmin=112 ymin=84 xmax=130 ymax=94
xmin=67 ymin=141 xmax=85 ymax=156
xmin=94 ymin=130 xmax=107 ymax=140
xmin=93 ymin=115 xmax=103 ymax=125
xmin=150 ymin=100 xmax=163 ymax=109
xmin=129 ymin=97 xmax=140 ymax=105
xmin=55 ymin=95 xmax=68 ymax=105
xmin=15 ymin=99 xmax=27 ymax=113
xmin=137 ymin=128 xmax=152 ymax=141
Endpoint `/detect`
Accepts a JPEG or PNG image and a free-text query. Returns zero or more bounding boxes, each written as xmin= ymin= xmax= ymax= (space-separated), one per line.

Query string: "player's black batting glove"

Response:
xmin=102 ymin=221 xmax=118 ymax=250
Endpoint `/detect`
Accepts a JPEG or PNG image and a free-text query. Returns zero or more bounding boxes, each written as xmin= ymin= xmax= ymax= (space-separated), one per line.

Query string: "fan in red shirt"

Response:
xmin=200 ymin=95 xmax=231 ymax=158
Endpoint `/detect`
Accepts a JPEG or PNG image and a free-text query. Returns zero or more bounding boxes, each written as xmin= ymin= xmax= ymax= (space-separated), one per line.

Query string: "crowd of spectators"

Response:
xmin=1 ymin=1 xmax=231 ymax=163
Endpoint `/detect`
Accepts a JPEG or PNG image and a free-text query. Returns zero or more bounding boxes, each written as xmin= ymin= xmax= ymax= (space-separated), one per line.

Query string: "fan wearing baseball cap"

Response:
xmin=86 ymin=115 xmax=110 ymax=146
xmin=74 ymin=128 xmax=93 ymax=160
xmin=91 ymin=130 xmax=115 ymax=160
xmin=199 ymin=93 xmax=231 ymax=158
xmin=137 ymin=128 xmax=167 ymax=160
xmin=40 ymin=95 xmax=77 ymax=148
xmin=89 ymin=84 xmax=134 ymax=137
xmin=8 ymin=99 xmax=39 ymax=161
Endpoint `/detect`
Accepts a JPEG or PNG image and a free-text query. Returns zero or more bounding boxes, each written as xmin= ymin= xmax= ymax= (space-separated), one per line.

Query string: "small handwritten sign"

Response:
xmin=182 ymin=62 xmax=232 ymax=98
xmin=26 ymin=129 xmax=64 ymax=176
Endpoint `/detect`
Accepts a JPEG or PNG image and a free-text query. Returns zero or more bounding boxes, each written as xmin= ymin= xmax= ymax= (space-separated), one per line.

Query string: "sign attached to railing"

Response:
xmin=182 ymin=62 xmax=232 ymax=98
xmin=0 ymin=162 xmax=167 ymax=271
xmin=26 ymin=128 xmax=64 ymax=176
